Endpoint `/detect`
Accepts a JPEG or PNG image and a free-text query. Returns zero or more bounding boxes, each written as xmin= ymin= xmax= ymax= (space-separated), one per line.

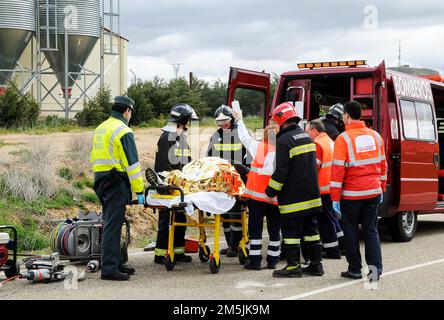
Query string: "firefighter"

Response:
xmin=153 ymin=103 xmax=198 ymax=265
xmin=322 ymin=103 xmax=345 ymax=141
xmin=232 ymin=108 xmax=281 ymax=270
xmin=207 ymin=105 xmax=251 ymax=257
xmin=91 ymin=96 xmax=143 ymax=281
xmin=265 ymin=102 xmax=324 ymax=278
xmin=330 ymin=101 xmax=387 ymax=280
xmin=306 ymin=119 xmax=344 ymax=259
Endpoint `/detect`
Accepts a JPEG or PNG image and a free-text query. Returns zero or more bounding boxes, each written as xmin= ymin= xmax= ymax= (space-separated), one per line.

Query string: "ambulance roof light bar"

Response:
xmin=297 ymin=60 xmax=367 ymax=69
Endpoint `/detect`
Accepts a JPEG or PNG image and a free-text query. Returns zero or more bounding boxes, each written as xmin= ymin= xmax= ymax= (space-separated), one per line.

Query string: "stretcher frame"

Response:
xmin=145 ymin=186 xmax=249 ymax=274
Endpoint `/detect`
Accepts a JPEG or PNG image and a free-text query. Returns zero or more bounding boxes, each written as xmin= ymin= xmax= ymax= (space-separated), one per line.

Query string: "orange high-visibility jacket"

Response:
xmin=314 ymin=132 xmax=334 ymax=195
xmin=244 ymin=141 xmax=278 ymax=205
xmin=330 ymin=121 xmax=387 ymax=201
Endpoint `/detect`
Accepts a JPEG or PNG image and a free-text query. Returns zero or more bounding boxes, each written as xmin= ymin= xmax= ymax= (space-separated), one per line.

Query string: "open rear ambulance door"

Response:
xmin=227 ymin=67 xmax=270 ymax=127
xmin=392 ymin=71 xmax=438 ymax=212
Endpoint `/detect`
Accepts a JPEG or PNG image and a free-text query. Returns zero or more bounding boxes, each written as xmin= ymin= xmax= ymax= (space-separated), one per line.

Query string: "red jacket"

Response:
xmin=330 ymin=121 xmax=387 ymax=201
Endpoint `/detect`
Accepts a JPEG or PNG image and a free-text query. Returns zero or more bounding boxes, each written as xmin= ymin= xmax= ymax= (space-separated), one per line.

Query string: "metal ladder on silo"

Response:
xmin=38 ymin=0 xmax=58 ymax=52
xmin=101 ymin=0 xmax=121 ymax=88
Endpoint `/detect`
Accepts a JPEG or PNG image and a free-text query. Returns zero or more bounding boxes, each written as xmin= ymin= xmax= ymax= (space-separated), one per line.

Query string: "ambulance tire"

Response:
xmin=387 ymin=211 xmax=417 ymax=242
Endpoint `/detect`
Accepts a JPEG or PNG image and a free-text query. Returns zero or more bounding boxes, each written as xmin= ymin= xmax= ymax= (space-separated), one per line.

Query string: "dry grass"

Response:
xmin=3 ymin=143 xmax=58 ymax=201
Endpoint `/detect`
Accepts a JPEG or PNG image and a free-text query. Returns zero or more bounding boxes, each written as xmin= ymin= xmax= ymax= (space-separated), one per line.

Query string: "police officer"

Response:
xmin=153 ymin=103 xmax=198 ymax=264
xmin=322 ymin=103 xmax=345 ymax=141
xmin=265 ymin=102 xmax=324 ymax=278
xmin=207 ymin=105 xmax=251 ymax=257
xmin=91 ymin=96 xmax=144 ymax=281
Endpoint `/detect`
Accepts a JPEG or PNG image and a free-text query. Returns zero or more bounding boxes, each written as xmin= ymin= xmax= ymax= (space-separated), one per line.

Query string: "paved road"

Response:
xmin=1 ymin=215 xmax=444 ymax=300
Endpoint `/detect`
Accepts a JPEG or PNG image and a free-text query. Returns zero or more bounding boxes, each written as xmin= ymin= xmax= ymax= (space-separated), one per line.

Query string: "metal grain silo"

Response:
xmin=39 ymin=0 xmax=101 ymax=96
xmin=0 ymin=0 xmax=36 ymax=87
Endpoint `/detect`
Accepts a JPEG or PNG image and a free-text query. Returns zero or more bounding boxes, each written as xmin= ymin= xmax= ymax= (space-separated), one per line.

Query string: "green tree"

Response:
xmin=75 ymin=86 xmax=113 ymax=127
xmin=0 ymin=83 xmax=40 ymax=128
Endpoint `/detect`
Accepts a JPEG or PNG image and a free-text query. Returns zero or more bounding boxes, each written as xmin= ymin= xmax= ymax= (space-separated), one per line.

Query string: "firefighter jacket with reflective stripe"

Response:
xmin=330 ymin=121 xmax=387 ymax=201
xmin=154 ymin=129 xmax=192 ymax=173
xmin=315 ymin=132 xmax=334 ymax=195
xmin=90 ymin=111 xmax=144 ymax=194
xmin=265 ymin=124 xmax=322 ymax=216
xmin=207 ymin=122 xmax=252 ymax=166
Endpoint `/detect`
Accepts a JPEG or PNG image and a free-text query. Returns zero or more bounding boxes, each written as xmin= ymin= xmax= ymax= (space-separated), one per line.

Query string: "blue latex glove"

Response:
xmin=332 ymin=201 xmax=341 ymax=219
xmin=137 ymin=193 xmax=145 ymax=205
xmin=380 ymin=194 xmax=384 ymax=204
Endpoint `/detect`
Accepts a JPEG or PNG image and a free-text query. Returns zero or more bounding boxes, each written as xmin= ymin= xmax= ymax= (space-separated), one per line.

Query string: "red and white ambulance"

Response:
xmin=227 ymin=61 xmax=444 ymax=242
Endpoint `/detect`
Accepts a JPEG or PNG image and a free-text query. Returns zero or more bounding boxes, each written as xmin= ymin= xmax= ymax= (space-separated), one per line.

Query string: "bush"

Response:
xmin=81 ymin=191 xmax=100 ymax=204
xmin=75 ymin=86 xmax=113 ymax=127
xmin=0 ymin=83 xmax=40 ymax=128
xmin=58 ymin=167 xmax=73 ymax=181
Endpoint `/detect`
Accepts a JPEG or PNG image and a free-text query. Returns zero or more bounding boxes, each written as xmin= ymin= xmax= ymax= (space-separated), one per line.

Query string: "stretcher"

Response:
xmin=145 ymin=185 xmax=249 ymax=274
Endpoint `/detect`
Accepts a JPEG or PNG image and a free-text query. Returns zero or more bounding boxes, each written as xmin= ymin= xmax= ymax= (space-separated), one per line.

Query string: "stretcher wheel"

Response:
xmin=199 ymin=245 xmax=210 ymax=262
xmin=238 ymin=247 xmax=249 ymax=265
xmin=164 ymin=255 xmax=175 ymax=271
xmin=209 ymin=258 xmax=220 ymax=274
xmin=4 ymin=260 xmax=20 ymax=279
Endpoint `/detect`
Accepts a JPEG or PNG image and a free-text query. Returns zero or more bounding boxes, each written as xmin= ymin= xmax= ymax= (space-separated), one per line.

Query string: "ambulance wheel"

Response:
xmin=387 ymin=211 xmax=417 ymax=242
xmin=209 ymin=258 xmax=220 ymax=274
xmin=238 ymin=247 xmax=249 ymax=265
xmin=164 ymin=255 xmax=175 ymax=271
xmin=4 ymin=260 xmax=20 ymax=279
xmin=199 ymin=245 xmax=210 ymax=262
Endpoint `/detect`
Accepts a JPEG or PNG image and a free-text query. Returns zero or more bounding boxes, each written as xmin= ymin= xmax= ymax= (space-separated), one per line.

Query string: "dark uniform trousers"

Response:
xmin=94 ymin=177 xmax=129 ymax=276
xmin=247 ymin=199 xmax=281 ymax=265
xmin=317 ymin=194 xmax=342 ymax=256
xmin=155 ymin=209 xmax=187 ymax=255
xmin=281 ymin=213 xmax=321 ymax=266
xmin=222 ymin=201 xmax=244 ymax=249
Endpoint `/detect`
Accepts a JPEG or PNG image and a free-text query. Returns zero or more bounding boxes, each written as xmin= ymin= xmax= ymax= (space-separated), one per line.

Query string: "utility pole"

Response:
xmin=170 ymin=63 xmax=183 ymax=80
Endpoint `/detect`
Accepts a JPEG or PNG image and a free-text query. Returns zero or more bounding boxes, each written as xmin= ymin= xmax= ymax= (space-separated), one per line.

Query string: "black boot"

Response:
xmin=272 ymin=244 xmax=302 ymax=278
xmin=302 ymin=244 xmax=324 ymax=276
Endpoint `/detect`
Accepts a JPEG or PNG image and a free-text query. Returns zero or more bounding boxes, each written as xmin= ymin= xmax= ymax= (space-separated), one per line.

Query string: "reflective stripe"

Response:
xmin=330 ymin=181 xmax=343 ymax=188
xmin=279 ymin=198 xmax=322 ymax=214
xmin=304 ymin=235 xmax=321 ymax=242
xmin=319 ymin=186 xmax=330 ymax=192
xmin=93 ymin=159 xmax=117 ymax=165
xmin=342 ymin=188 xmax=382 ymax=197
xmin=286 ymin=265 xmax=300 ymax=270
xmin=268 ymin=240 xmax=281 ymax=247
xmin=284 ymin=238 xmax=301 ymax=245
xmin=108 ymin=125 xmax=127 ymax=159
xmin=381 ymin=175 xmax=387 ymax=181
xmin=214 ymin=143 xmax=243 ymax=151
xmin=126 ymin=162 xmax=140 ymax=172
xmin=249 ymin=250 xmax=261 ymax=256
xmin=244 ymin=188 xmax=278 ymax=203
xmin=174 ymin=247 xmax=185 ymax=254
xmin=155 ymin=248 xmax=166 ymax=256
xmin=267 ymin=250 xmax=281 ymax=257
xmin=381 ymin=154 xmax=386 ymax=161
xmin=337 ymin=231 xmax=344 ymax=237
xmin=268 ymin=179 xmax=283 ymax=191
xmin=347 ymin=157 xmax=381 ymax=167
xmin=316 ymin=159 xmax=322 ymax=165
xmin=289 ymin=143 xmax=316 ymax=158
xmin=321 ymin=161 xmax=333 ymax=168
xmin=224 ymin=228 xmax=231 ymax=233
xmin=175 ymin=148 xmax=192 ymax=157
xmin=342 ymin=132 xmax=355 ymax=161
xmin=231 ymin=226 xmax=243 ymax=232
xmin=323 ymin=241 xmax=339 ymax=248
xmin=249 ymin=166 xmax=265 ymax=174
xmin=333 ymin=159 xmax=346 ymax=166
xmin=250 ymin=239 xmax=262 ymax=245
xmin=129 ymin=172 xmax=143 ymax=181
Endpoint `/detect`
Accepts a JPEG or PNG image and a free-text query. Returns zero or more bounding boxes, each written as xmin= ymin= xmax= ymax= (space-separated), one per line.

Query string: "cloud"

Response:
xmin=121 ymin=0 xmax=444 ymax=82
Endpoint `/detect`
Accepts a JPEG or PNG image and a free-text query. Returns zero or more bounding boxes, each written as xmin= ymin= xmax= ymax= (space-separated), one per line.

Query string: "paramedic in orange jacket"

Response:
xmin=330 ymin=101 xmax=387 ymax=280
xmin=233 ymin=109 xmax=281 ymax=270
xmin=306 ymin=119 xmax=344 ymax=259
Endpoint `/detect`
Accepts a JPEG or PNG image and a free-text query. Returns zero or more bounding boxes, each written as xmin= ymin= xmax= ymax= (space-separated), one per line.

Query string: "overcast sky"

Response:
xmin=119 ymin=0 xmax=444 ymax=83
